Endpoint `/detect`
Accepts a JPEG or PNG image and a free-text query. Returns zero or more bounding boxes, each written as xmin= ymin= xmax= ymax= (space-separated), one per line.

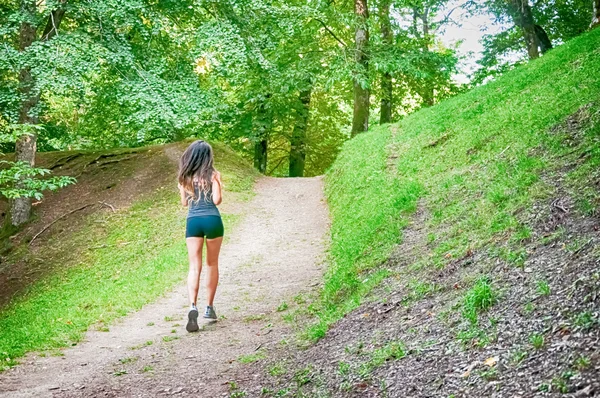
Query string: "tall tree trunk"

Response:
xmin=11 ymin=0 xmax=66 ymax=227
xmin=351 ymin=0 xmax=370 ymax=137
xmin=379 ymin=0 xmax=393 ymax=124
xmin=534 ymin=25 xmax=552 ymax=54
xmin=253 ymin=98 xmax=270 ymax=174
xmin=254 ymin=139 xmax=267 ymax=174
xmin=422 ymin=7 xmax=434 ymax=106
xmin=509 ymin=0 xmax=539 ymax=59
xmin=414 ymin=6 xmax=434 ymax=107
xmin=12 ymin=0 xmax=40 ymax=227
xmin=591 ymin=0 xmax=600 ymax=29
xmin=289 ymin=87 xmax=312 ymax=177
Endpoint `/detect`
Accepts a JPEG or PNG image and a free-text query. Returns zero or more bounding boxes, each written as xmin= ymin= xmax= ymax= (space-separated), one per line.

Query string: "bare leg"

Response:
xmin=186 ymin=237 xmax=204 ymax=306
xmin=205 ymin=237 xmax=223 ymax=306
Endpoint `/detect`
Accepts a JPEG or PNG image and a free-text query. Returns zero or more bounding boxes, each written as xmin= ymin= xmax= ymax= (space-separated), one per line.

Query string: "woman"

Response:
xmin=177 ymin=140 xmax=224 ymax=333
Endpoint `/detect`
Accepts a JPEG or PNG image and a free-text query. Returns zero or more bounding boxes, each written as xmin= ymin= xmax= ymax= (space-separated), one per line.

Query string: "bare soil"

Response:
xmin=0 ymin=176 xmax=329 ymax=397
xmin=0 ymin=145 xmax=179 ymax=306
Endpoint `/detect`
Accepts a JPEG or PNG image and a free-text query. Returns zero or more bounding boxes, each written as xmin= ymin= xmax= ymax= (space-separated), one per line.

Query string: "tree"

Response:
xmin=11 ymin=0 xmax=67 ymax=226
xmin=352 ymin=0 xmax=370 ymax=136
xmin=380 ymin=0 xmax=459 ymax=110
xmin=379 ymin=0 xmax=393 ymax=124
xmin=289 ymin=86 xmax=312 ymax=177
xmin=474 ymin=0 xmax=591 ymax=81
xmin=500 ymin=0 xmax=556 ymax=59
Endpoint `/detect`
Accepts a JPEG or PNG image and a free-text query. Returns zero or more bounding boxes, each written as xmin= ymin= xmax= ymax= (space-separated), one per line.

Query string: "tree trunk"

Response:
xmin=253 ymin=98 xmax=270 ymax=174
xmin=11 ymin=0 xmax=66 ymax=226
xmin=289 ymin=87 xmax=312 ymax=177
xmin=379 ymin=0 xmax=393 ymax=124
xmin=509 ymin=0 xmax=539 ymax=59
xmin=351 ymin=0 xmax=370 ymax=137
xmin=591 ymin=0 xmax=600 ymax=29
xmin=12 ymin=0 xmax=39 ymax=227
xmin=414 ymin=6 xmax=435 ymax=107
xmin=254 ymin=139 xmax=267 ymax=174
xmin=534 ymin=25 xmax=552 ymax=54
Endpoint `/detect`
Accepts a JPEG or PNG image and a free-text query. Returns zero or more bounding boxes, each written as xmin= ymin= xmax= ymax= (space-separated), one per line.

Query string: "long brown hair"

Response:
xmin=178 ymin=140 xmax=215 ymax=201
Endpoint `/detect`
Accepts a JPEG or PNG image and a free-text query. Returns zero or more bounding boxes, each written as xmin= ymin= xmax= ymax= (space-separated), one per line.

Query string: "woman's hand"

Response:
xmin=212 ymin=170 xmax=222 ymax=184
xmin=178 ymin=182 xmax=188 ymax=207
xmin=211 ymin=170 xmax=223 ymax=205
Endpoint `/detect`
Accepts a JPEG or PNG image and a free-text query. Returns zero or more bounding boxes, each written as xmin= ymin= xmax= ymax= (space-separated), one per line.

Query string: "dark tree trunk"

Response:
xmin=534 ymin=25 xmax=552 ymax=54
xmin=379 ymin=0 xmax=393 ymax=124
xmin=351 ymin=0 xmax=370 ymax=137
xmin=254 ymin=139 xmax=267 ymax=174
xmin=289 ymin=87 xmax=312 ymax=177
xmin=253 ymin=97 xmax=270 ymax=174
xmin=509 ymin=0 xmax=539 ymax=59
xmin=380 ymin=73 xmax=393 ymax=123
xmin=11 ymin=0 xmax=66 ymax=227
xmin=591 ymin=0 xmax=600 ymax=29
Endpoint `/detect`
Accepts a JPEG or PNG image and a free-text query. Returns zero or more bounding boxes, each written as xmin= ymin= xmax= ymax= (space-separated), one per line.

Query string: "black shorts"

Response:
xmin=185 ymin=216 xmax=224 ymax=239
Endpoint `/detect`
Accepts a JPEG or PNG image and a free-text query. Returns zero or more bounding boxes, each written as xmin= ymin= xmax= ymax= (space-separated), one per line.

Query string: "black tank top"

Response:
xmin=187 ymin=183 xmax=220 ymax=218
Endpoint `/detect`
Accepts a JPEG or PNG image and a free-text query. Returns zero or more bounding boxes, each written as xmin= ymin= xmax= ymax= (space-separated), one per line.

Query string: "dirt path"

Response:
xmin=0 ymin=177 xmax=329 ymax=398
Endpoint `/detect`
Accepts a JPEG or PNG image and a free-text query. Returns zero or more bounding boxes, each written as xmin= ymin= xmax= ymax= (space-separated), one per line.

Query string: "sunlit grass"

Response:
xmin=0 ymin=142 xmax=257 ymax=370
xmin=314 ymin=28 xmax=600 ymax=341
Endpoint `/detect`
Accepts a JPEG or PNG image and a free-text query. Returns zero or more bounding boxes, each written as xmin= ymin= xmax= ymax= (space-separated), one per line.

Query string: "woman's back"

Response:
xmin=187 ymin=184 xmax=220 ymax=218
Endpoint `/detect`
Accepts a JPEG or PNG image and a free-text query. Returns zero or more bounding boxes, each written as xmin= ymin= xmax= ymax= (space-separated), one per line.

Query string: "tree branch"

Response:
xmin=311 ymin=18 xmax=347 ymax=47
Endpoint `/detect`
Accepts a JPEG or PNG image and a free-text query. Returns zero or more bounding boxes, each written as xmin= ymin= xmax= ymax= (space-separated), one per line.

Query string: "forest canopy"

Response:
xmin=1 ymin=0 xmax=597 ymax=226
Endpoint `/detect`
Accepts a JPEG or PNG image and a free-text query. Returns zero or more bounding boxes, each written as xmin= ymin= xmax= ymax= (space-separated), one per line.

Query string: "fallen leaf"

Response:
xmin=484 ymin=356 xmax=498 ymax=367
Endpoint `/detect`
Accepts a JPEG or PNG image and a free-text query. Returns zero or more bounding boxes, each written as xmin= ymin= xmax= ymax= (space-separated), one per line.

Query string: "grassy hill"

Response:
xmin=0 ymin=141 xmax=257 ymax=371
xmin=245 ymin=27 xmax=600 ymax=396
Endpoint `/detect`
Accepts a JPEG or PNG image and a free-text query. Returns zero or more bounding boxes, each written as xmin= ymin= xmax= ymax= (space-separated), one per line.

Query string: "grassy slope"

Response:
xmin=0 ymin=142 xmax=257 ymax=370
xmin=315 ymin=28 xmax=600 ymax=338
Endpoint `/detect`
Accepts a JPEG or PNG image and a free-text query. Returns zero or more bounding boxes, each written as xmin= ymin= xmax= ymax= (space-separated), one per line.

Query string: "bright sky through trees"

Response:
xmin=436 ymin=1 xmax=510 ymax=83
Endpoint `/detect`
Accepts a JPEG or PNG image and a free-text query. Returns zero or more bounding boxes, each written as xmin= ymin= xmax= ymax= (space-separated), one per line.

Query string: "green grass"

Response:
xmin=316 ymin=28 xmax=600 ymax=340
xmin=358 ymin=340 xmax=406 ymax=379
xmin=462 ymin=278 xmax=497 ymax=325
xmin=529 ymin=333 xmax=545 ymax=349
xmin=238 ymin=350 xmax=266 ymax=364
xmin=0 ymin=141 xmax=257 ymax=370
xmin=536 ymin=280 xmax=551 ymax=296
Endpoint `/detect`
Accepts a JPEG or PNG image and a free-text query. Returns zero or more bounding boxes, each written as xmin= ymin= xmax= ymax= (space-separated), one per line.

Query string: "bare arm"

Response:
xmin=178 ymin=183 xmax=189 ymax=207
xmin=212 ymin=171 xmax=223 ymax=205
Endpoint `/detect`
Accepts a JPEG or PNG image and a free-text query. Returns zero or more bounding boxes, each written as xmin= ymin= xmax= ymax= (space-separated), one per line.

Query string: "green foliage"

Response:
xmin=473 ymin=0 xmax=592 ymax=82
xmin=0 ymin=160 xmax=75 ymax=200
xmin=358 ymin=341 xmax=406 ymax=379
xmin=306 ymin=127 xmax=421 ymax=340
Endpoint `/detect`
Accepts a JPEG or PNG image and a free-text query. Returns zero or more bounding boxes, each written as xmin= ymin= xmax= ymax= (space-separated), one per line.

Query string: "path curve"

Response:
xmin=0 ymin=177 xmax=329 ymax=397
